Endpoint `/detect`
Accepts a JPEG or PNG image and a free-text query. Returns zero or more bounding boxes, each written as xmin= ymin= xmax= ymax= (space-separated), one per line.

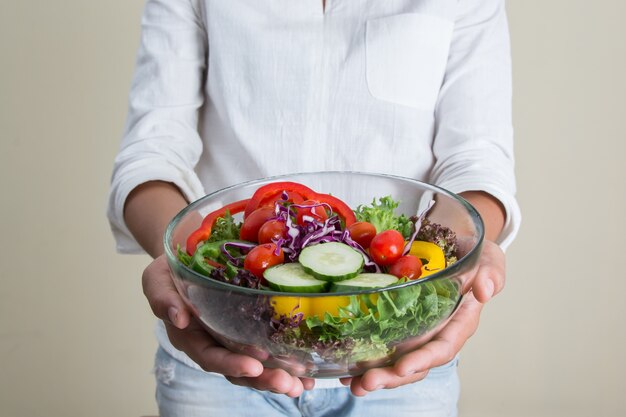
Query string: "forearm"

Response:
xmin=124 ymin=181 xmax=189 ymax=258
xmin=459 ymin=191 xmax=505 ymax=242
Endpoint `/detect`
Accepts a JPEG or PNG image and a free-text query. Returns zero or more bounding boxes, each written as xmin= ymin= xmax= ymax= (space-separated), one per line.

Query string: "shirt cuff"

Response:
xmin=107 ymin=159 xmax=205 ymax=254
xmin=436 ymin=177 xmax=521 ymax=252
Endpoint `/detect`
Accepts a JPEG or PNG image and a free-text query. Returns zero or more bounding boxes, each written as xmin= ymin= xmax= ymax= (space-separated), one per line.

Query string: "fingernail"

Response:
xmin=374 ymin=385 xmax=385 ymax=391
xmin=168 ymin=307 xmax=179 ymax=327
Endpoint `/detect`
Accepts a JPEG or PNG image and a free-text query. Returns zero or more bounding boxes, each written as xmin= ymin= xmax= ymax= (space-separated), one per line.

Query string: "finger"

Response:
xmin=347 ymin=375 xmax=368 ymax=397
xmin=353 ymin=367 xmax=429 ymax=395
xmin=165 ymin=320 xmax=264 ymax=378
xmin=227 ymin=368 xmax=304 ymax=397
xmin=394 ymin=294 xmax=482 ymax=377
xmin=142 ymin=255 xmax=191 ymax=329
xmin=339 ymin=377 xmax=352 ymax=386
xmin=301 ymin=378 xmax=316 ymax=391
xmin=472 ymin=242 xmax=506 ymax=303
xmin=285 ymin=379 xmax=306 ymax=398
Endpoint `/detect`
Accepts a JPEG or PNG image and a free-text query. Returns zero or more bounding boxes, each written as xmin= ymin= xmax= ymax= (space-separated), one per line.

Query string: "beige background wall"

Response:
xmin=1 ymin=1 xmax=624 ymax=416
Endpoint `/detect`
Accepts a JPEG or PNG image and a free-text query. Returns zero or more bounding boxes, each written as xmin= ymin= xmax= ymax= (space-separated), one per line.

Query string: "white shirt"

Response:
xmin=107 ymin=0 xmax=521 ymax=385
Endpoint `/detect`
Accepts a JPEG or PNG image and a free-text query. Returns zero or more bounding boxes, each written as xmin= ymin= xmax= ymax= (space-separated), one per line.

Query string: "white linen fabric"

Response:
xmin=107 ymin=0 xmax=520 ymax=389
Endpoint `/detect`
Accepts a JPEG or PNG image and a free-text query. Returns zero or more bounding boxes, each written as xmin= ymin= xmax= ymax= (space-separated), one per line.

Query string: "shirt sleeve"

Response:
xmin=430 ymin=0 xmax=521 ymax=251
xmin=107 ymin=0 xmax=207 ymax=254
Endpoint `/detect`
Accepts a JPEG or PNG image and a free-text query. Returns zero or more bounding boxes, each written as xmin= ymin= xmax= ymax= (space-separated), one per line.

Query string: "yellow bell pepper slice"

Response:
xmin=271 ymin=295 xmax=352 ymax=320
xmin=271 ymin=294 xmax=381 ymax=320
xmin=270 ymin=243 xmax=445 ymax=320
xmin=309 ymin=295 xmax=351 ymax=319
xmin=270 ymin=296 xmax=311 ymax=318
xmin=409 ymin=241 xmax=446 ymax=278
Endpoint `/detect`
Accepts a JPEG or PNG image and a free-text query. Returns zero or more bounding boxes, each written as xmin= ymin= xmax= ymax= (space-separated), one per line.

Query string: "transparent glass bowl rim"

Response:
xmin=164 ymin=171 xmax=485 ymax=297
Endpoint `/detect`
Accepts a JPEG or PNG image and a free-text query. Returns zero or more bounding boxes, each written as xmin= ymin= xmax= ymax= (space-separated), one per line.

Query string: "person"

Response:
xmin=108 ymin=0 xmax=521 ymax=415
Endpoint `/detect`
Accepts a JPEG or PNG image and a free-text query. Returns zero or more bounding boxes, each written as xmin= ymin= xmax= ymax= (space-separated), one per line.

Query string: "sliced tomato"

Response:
xmin=186 ymin=198 xmax=250 ymax=255
xmin=244 ymin=182 xmax=316 ymax=218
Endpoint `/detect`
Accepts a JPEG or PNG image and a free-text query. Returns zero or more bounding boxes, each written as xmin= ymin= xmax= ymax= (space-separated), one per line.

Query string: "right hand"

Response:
xmin=142 ymin=254 xmax=315 ymax=397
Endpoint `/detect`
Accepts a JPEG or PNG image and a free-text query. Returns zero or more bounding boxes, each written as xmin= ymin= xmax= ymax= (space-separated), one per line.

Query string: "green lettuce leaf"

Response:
xmin=300 ymin=279 xmax=460 ymax=362
xmin=354 ymin=196 xmax=413 ymax=238
xmin=207 ymin=211 xmax=241 ymax=242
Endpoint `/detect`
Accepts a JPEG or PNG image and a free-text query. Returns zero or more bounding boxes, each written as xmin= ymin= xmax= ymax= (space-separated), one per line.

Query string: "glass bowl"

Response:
xmin=164 ymin=172 xmax=484 ymax=378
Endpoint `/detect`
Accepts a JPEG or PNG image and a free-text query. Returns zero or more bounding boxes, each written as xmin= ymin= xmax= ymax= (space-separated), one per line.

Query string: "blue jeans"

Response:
xmin=154 ymin=347 xmax=460 ymax=417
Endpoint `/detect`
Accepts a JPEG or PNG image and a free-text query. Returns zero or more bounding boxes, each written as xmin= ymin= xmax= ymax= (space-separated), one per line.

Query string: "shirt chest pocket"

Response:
xmin=365 ymin=13 xmax=454 ymax=111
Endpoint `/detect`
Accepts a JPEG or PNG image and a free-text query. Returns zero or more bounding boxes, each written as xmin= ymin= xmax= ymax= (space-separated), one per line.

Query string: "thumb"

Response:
xmin=142 ymin=254 xmax=191 ymax=329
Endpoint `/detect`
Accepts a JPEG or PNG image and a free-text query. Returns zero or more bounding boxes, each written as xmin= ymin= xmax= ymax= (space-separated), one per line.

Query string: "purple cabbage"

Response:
xmin=220 ymin=241 xmax=256 ymax=267
xmin=267 ymin=199 xmax=381 ymax=271
xmin=402 ymin=200 xmax=435 ymax=256
xmin=208 ymin=267 xmax=261 ymax=289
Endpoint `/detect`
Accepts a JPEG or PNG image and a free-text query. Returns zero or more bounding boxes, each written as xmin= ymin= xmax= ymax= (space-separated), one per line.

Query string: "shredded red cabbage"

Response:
xmin=402 ymin=200 xmax=435 ymax=256
xmin=270 ymin=303 xmax=305 ymax=332
xmin=220 ymin=241 xmax=256 ymax=267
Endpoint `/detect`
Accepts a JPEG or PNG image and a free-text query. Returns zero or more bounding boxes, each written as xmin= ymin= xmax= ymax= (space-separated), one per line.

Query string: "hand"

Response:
xmin=142 ymin=254 xmax=315 ymax=397
xmin=339 ymin=240 xmax=505 ymax=396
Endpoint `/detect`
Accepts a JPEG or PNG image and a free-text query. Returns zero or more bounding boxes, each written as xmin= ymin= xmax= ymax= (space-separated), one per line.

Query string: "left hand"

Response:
xmin=340 ymin=239 xmax=505 ymax=396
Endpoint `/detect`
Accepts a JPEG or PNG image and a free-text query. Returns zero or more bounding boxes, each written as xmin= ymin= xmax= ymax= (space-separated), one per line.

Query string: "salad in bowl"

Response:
xmin=165 ymin=172 xmax=483 ymax=378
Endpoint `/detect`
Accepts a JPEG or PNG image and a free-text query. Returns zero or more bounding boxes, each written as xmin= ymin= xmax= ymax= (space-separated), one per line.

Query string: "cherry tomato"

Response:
xmin=258 ymin=219 xmax=288 ymax=244
xmin=296 ymin=200 xmax=329 ymax=225
xmin=239 ymin=206 xmax=275 ymax=242
xmin=347 ymin=221 xmax=377 ymax=249
xmin=369 ymin=230 xmax=405 ymax=266
xmin=244 ymin=243 xmax=284 ymax=279
xmin=389 ymin=255 xmax=423 ymax=280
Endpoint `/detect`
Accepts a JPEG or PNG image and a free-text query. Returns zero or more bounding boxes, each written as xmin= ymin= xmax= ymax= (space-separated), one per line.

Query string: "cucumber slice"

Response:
xmin=298 ymin=242 xmax=364 ymax=282
xmin=264 ymin=263 xmax=329 ymax=293
xmin=330 ymin=273 xmax=399 ymax=293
